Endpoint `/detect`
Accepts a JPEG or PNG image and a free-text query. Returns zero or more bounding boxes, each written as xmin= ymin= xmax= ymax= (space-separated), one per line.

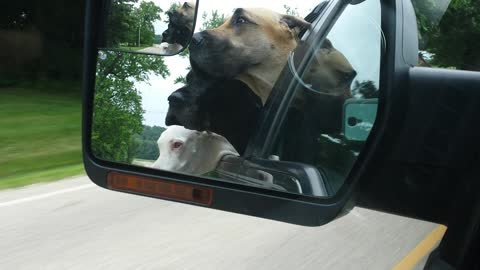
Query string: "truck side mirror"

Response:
xmin=97 ymin=0 xmax=199 ymax=56
xmin=82 ymin=0 xmax=419 ymax=226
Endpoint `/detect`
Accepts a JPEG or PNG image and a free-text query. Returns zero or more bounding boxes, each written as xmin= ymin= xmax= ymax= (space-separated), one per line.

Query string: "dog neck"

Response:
xmin=236 ymin=63 xmax=285 ymax=105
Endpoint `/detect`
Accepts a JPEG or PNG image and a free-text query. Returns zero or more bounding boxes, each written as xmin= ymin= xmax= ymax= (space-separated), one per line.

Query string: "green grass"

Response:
xmin=118 ymin=46 xmax=150 ymax=51
xmin=0 ymin=80 xmax=85 ymax=190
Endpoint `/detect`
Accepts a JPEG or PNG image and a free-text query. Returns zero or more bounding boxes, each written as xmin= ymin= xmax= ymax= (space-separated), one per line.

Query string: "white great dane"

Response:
xmin=151 ymin=125 xmax=238 ymax=175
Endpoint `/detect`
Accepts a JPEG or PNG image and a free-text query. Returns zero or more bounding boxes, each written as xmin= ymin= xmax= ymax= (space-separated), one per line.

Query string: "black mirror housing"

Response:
xmin=82 ymin=0 xmax=417 ymax=226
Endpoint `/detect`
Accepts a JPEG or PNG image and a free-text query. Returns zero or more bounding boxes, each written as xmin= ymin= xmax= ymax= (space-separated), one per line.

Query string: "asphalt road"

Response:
xmin=0 ymin=176 xmax=440 ymax=270
xmin=139 ymin=44 xmax=166 ymax=54
xmin=138 ymin=43 xmax=183 ymax=54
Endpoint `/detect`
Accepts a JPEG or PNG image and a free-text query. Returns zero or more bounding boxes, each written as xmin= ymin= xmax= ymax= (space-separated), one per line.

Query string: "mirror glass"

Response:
xmin=92 ymin=0 xmax=381 ymax=198
xmin=103 ymin=0 xmax=198 ymax=55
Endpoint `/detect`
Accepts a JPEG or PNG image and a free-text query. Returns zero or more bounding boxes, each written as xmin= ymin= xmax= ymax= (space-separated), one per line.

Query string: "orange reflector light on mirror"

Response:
xmin=107 ymin=172 xmax=213 ymax=206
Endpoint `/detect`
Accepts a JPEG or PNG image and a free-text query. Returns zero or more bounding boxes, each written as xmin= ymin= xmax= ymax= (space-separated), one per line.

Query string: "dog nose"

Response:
xmin=350 ymin=70 xmax=357 ymax=79
xmin=165 ymin=115 xmax=180 ymax=126
xmin=344 ymin=70 xmax=357 ymax=82
xmin=190 ymin=33 xmax=205 ymax=47
xmin=168 ymin=91 xmax=186 ymax=105
xmin=166 ymin=11 xmax=173 ymax=17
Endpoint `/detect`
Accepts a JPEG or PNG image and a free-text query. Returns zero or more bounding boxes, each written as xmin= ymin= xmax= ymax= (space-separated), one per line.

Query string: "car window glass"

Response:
xmin=264 ymin=0 xmax=382 ymax=194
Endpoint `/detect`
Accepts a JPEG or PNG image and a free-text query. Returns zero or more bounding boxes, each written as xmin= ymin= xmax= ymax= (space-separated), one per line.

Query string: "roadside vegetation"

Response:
xmin=118 ymin=46 xmax=150 ymax=51
xmin=106 ymin=1 xmax=162 ymax=48
xmin=0 ymin=81 xmax=83 ymax=189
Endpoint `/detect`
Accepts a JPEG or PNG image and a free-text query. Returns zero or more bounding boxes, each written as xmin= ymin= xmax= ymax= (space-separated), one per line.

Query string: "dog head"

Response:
xmin=167 ymin=1 xmax=196 ymax=28
xmin=189 ymin=8 xmax=310 ymax=102
xmin=165 ymin=70 xmax=262 ymax=154
xmin=165 ymin=69 xmax=212 ymax=131
xmin=304 ymin=39 xmax=357 ymax=97
xmin=151 ymin=125 xmax=238 ymax=175
xmin=161 ymin=23 xmax=192 ymax=47
xmin=162 ymin=1 xmax=196 ymax=46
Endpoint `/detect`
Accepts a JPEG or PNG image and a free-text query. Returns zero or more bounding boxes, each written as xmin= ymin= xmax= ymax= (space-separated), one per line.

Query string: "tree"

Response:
xmin=174 ymin=75 xmax=187 ymax=85
xmin=132 ymin=125 xmax=166 ymax=160
xmin=105 ymin=0 xmax=162 ymax=47
xmin=92 ymin=51 xmax=169 ymax=163
xmin=412 ymin=0 xmax=480 ymax=70
xmin=201 ymin=10 xmax=225 ymax=31
xmin=133 ymin=1 xmax=162 ymax=46
xmin=106 ymin=0 xmax=138 ymax=47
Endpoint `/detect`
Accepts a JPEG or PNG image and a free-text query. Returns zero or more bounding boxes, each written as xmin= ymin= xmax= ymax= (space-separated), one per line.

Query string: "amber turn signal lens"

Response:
xmin=107 ymin=172 xmax=213 ymax=206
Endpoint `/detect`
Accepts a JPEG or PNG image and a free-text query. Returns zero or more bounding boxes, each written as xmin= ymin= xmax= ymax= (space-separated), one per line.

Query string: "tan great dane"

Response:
xmin=162 ymin=1 xmax=197 ymax=49
xmin=168 ymin=1 xmax=196 ymax=31
xmin=189 ymin=8 xmax=311 ymax=104
xmin=189 ymin=7 xmax=357 ymax=103
xmin=304 ymin=38 xmax=357 ymax=97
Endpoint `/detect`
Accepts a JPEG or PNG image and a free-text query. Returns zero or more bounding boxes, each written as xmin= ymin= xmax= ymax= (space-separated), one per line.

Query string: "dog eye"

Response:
xmin=234 ymin=17 xmax=249 ymax=25
xmin=172 ymin=141 xmax=183 ymax=150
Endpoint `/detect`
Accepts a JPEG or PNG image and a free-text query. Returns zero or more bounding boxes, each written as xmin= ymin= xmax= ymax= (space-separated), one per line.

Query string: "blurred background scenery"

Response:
xmin=1 ymin=0 xmax=479 ymax=189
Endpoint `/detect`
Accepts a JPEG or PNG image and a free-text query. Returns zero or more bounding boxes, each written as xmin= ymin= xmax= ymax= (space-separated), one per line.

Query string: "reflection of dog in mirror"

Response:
xmin=281 ymin=38 xmax=359 ymax=164
xmin=151 ymin=125 xmax=238 ymax=175
xmin=165 ymin=69 xmax=262 ymax=155
xmin=189 ymin=8 xmax=311 ymax=104
xmin=162 ymin=1 xmax=196 ymax=47
xmin=288 ymin=38 xmax=358 ymax=133
xmin=303 ymin=39 xmax=357 ymax=97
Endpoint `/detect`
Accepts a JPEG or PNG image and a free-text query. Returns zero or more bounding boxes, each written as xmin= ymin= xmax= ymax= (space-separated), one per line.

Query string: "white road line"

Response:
xmin=0 ymin=184 xmax=96 ymax=208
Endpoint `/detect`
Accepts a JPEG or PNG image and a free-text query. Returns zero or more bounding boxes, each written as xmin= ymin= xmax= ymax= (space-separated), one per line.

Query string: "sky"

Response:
xmin=131 ymin=0 xmax=382 ymax=127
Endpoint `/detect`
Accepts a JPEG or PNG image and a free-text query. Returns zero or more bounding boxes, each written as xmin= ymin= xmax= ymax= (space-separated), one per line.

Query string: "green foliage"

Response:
xmin=92 ymin=51 xmax=169 ymax=163
xmin=107 ymin=0 xmax=162 ymax=47
xmin=167 ymin=2 xmax=181 ymax=13
xmin=134 ymin=1 xmax=163 ymax=46
xmin=412 ymin=0 xmax=480 ymax=70
xmin=132 ymin=125 xmax=166 ymax=160
xmin=107 ymin=0 xmax=138 ymax=46
xmin=174 ymin=75 xmax=187 ymax=85
xmin=201 ymin=10 xmax=225 ymax=30
xmin=174 ymin=65 xmax=190 ymax=85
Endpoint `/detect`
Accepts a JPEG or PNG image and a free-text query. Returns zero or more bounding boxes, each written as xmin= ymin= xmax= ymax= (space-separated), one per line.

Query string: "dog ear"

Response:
xmin=280 ymin=15 xmax=311 ymax=32
xmin=321 ymin=38 xmax=333 ymax=49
